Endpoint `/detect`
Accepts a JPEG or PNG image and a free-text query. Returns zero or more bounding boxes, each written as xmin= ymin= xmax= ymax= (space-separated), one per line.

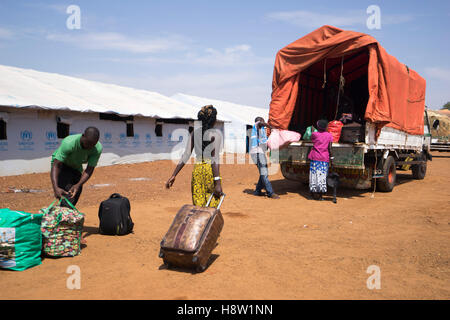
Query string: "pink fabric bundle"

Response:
xmin=267 ymin=129 xmax=301 ymax=150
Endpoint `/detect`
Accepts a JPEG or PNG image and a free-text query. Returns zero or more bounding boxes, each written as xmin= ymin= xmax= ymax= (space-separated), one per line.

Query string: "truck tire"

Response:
xmin=376 ymin=155 xmax=396 ymax=192
xmin=411 ymin=153 xmax=427 ymax=180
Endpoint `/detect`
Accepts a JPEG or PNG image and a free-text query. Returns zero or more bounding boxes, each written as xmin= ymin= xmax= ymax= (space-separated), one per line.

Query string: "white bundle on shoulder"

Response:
xmin=267 ymin=129 xmax=301 ymax=150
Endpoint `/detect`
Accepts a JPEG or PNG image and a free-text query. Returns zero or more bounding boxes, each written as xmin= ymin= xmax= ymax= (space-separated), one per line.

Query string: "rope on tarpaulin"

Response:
xmin=334 ymin=56 xmax=346 ymax=120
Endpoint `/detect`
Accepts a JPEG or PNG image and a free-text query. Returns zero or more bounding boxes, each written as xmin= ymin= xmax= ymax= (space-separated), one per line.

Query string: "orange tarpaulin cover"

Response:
xmin=269 ymin=25 xmax=426 ymax=136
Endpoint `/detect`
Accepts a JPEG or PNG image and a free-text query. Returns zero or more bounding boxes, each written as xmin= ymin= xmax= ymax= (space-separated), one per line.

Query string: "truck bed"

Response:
xmin=365 ymin=123 xmax=425 ymax=151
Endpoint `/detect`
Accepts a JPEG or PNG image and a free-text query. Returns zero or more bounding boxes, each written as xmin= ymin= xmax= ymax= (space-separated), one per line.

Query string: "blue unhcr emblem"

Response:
xmin=20 ymin=130 xmax=32 ymax=141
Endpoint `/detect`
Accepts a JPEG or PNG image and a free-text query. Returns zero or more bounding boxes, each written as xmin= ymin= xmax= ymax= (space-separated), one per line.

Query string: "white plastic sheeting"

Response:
xmin=0 ymin=64 xmax=199 ymax=120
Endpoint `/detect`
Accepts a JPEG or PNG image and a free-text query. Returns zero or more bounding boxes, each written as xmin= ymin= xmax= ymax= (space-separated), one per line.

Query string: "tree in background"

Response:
xmin=442 ymin=102 xmax=450 ymax=110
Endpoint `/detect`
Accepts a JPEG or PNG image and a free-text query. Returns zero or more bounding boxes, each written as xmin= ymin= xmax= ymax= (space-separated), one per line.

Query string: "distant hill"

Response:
xmin=427 ymin=109 xmax=450 ymax=138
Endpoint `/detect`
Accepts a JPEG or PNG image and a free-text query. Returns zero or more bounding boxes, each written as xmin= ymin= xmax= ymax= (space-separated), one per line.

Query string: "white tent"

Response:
xmin=171 ymin=93 xmax=269 ymax=154
xmin=0 ymin=65 xmax=228 ymax=176
xmin=0 ymin=65 xmax=199 ymax=119
xmin=0 ymin=64 xmax=270 ymax=176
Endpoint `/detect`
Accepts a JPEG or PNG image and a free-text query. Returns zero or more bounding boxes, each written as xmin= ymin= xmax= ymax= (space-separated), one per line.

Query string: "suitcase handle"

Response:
xmin=206 ymin=193 xmax=226 ymax=210
xmin=110 ymin=193 xmax=122 ymax=199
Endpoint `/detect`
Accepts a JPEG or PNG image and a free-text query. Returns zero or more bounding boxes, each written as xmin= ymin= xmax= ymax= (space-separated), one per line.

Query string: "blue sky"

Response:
xmin=0 ymin=0 xmax=449 ymax=110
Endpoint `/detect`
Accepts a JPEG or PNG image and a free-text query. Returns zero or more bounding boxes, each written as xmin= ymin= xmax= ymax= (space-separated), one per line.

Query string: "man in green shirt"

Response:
xmin=51 ymin=127 xmax=103 ymax=207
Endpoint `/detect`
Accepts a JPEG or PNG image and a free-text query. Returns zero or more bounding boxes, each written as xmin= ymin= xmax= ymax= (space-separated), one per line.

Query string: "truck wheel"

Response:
xmin=412 ymin=154 xmax=427 ymax=180
xmin=376 ymin=155 xmax=396 ymax=192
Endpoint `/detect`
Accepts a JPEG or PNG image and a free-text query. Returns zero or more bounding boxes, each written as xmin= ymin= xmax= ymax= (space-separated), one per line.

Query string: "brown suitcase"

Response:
xmin=159 ymin=194 xmax=225 ymax=272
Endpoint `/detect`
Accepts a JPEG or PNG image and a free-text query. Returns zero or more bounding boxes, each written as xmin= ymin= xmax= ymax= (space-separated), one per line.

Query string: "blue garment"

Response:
xmin=251 ymin=153 xmax=274 ymax=196
xmin=309 ymin=160 xmax=329 ymax=193
xmin=250 ymin=124 xmax=267 ymax=150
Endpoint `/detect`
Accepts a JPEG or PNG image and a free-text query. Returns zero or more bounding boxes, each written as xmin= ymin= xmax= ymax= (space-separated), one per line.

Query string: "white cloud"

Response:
xmin=189 ymin=44 xmax=271 ymax=66
xmin=92 ymin=44 xmax=272 ymax=67
xmin=21 ymin=2 xmax=68 ymax=13
xmin=142 ymin=71 xmax=272 ymax=108
xmin=425 ymin=67 xmax=450 ymax=82
xmin=44 ymin=3 xmax=68 ymax=14
xmin=425 ymin=86 xmax=450 ymax=110
xmin=46 ymin=32 xmax=190 ymax=53
xmin=0 ymin=27 xmax=13 ymax=39
xmin=266 ymin=10 xmax=414 ymax=29
xmin=267 ymin=10 xmax=365 ymax=28
xmin=73 ymin=70 xmax=272 ymax=108
xmin=382 ymin=14 xmax=415 ymax=25
xmin=424 ymin=67 xmax=450 ymax=109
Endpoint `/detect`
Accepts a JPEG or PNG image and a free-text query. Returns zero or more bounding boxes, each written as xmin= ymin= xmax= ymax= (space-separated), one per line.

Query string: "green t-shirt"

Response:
xmin=51 ymin=134 xmax=103 ymax=172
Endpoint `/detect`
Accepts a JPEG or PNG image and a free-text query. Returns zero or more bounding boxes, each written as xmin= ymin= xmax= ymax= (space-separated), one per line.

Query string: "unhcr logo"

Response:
xmin=20 ymin=130 xmax=32 ymax=141
xmin=46 ymin=131 xmax=57 ymax=141
xmin=145 ymin=133 xmax=152 ymax=145
xmin=119 ymin=133 xmax=127 ymax=148
xmin=45 ymin=131 xmax=59 ymax=150
xmin=103 ymin=132 xmax=113 ymax=148
xmin=19 ymin=130 xmax=34 ymax=150
xmin=132 ymin=134 xmax=140 ymax=147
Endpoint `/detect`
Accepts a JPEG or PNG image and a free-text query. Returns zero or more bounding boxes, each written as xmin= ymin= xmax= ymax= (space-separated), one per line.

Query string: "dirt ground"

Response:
xmin=1 ymin=153 xmax=449 ymax=300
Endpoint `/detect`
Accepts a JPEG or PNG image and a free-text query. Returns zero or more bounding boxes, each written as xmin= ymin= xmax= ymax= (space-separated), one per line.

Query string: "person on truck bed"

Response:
xmin=308 ymin=119 xmax=333 ymax=201
xmin=337 ymin=95 xmax=355 ymax=125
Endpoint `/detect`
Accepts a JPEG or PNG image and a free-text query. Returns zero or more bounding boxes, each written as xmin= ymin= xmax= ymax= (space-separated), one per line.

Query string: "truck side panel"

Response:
xmin=366 ymin=122 xmax=424 ymax=150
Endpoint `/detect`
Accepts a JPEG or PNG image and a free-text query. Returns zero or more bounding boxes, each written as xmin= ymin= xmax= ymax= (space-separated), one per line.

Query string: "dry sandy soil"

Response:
xmin=1 ymin=153 xmax=449 ymax=300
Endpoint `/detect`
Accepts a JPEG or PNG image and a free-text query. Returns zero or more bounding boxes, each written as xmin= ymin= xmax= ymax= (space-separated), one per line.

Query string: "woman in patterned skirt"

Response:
xmin=308 ymin=119 xmax=333 ymax=200
xmin=165 ymin=105 xmax=223 ymax=208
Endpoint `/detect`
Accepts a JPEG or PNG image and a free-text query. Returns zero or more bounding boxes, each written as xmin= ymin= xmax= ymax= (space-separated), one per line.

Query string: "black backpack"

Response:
xmin=98 ymin=193 xmax=134 ymax=235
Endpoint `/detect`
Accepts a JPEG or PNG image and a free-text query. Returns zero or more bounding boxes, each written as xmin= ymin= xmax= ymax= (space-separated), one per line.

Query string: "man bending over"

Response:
xmin=50 ymin=127 xmax=103 ymax=207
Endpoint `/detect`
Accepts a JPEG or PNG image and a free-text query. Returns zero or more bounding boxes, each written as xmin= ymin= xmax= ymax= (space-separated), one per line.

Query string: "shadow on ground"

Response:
xmin=158 ymin=254 xmax=220 ymax=275
xmin=244 ymin=174 xmax=418 ymax=201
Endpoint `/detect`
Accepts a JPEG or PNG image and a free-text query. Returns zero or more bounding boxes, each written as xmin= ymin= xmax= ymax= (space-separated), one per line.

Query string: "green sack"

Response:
xmin=303 ymin=126 xmax=317 ymax=141
xmin=0 ymin=209 xmax=43 ymax=271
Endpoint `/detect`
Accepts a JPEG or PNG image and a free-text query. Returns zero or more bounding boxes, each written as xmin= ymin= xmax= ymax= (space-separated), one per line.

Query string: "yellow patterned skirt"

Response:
xmin=191 ymin=160 xmax=221 ymax=208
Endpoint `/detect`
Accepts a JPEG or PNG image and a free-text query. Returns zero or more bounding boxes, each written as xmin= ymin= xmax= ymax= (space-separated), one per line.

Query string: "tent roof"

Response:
xmin=0 ymin=64 xmax=201 ymax=120
xmin=171 ymin=93 xmax=269 ymax=126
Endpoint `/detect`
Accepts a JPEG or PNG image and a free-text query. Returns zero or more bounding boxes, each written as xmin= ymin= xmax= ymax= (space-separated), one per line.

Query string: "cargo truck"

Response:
xmin=268 ymin=26 xmax=432 ymax=192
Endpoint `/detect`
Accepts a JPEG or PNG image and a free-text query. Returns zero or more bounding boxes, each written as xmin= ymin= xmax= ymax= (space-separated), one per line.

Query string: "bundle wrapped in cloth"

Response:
xmin=267 ymin=129 xmax=301 ymax=150
xmin=327 ymin=120 xmax=344 ymax=143
xmin=40 ymin=197 xmax=85 ymax=257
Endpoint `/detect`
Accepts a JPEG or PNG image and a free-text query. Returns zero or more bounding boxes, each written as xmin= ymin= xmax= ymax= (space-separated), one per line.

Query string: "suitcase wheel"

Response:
xmin=163 ymin=259 xmax=171 ymax=269
xmin=196 ymin=265 xmax=206 ymax=273
xmin=192 ymin=256 xmax=198 ymax=263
